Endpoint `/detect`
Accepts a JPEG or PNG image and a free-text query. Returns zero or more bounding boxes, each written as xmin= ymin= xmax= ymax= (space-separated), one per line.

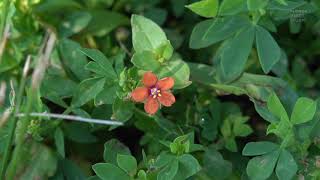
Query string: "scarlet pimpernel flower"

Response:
xmin=131 ymin=72 xmax=176 ymax=115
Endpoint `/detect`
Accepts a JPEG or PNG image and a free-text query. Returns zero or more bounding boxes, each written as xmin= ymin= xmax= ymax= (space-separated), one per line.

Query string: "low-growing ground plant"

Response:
xmin=0 ymin=0 xmax=320 ymax=180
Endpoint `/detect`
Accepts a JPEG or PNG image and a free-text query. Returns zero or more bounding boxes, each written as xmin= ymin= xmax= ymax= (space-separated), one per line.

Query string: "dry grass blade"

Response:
xmin=0 ymin=23 xmax=10 ymax=63
xmin=0 ymin=82 xmax=6 ymax=106
xmin=0 ymin=109 xmax=11 ymax=128
xmin=31 ymin=32 xmax=56 ymax=90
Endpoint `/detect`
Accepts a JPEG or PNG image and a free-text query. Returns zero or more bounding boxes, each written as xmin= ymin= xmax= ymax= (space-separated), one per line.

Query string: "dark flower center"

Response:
xmin=150 ymin=87 xmax=161 ymax=98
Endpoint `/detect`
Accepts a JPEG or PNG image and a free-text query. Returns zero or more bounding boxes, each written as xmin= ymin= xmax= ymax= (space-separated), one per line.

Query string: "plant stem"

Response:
xmin=6 ymin=88 xmax=34 ymax=179
xmin=0 ymin=0 xmax=10 ymax=41
xmin=0 ymin=74 xmax=27 ymax=180
xmin=4 ymin=32 xmax=55 ymax=179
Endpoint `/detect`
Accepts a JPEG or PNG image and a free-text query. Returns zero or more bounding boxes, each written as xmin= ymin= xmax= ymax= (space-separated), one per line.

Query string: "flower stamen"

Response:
xmin=150 ymin=87 xmax=161 ymax=98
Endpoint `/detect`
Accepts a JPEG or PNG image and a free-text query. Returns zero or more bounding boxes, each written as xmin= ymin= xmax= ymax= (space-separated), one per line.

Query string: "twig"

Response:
xmin=16 ymin=112 xmax=123 ymax=126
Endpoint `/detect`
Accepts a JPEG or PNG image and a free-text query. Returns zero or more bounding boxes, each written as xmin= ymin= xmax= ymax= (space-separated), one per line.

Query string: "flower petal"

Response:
xmin=131 ymin=87 xmax=148 ymax=102
xmin=157 ymin=77 xmax=174 ymax=90
xmin=143 ymin=72 xmax=158 ymax=87
xmin=158 ymin=91 xmax=175 ymax=107
xmin=144 ymin=97 xmax=159 ymax=115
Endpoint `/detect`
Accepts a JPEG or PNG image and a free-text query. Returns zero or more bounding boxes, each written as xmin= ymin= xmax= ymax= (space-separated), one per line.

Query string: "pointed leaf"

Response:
xmin=247 ymin=150 xmax=280 ymax=180
xmin=186 ymin=0 xmax=219 ymax=18
xmin=117 ymin=154 xmax=137 ymax=176
xmin=243 ymin=141 xmax=279 ymax=156
xmin=157 ymin=159 xmax=179 ymax=180
xmin=221 ymin=26 xmax=254 ymax=80
xmin=189 ymin=16 xmax=249 ymax=49
xmin=71 ymin=77 xmax=106 ymax=107
xmin=131 ymin=15 xmax=167 ymax=53
xmin=93 ymin=163 xmax=130 ymax=180
xmin=267 ymin=92 xmax=289 ymax=121
xmin=276 ymin=150 xmax=298 ymax=180
xmin=291 ymin=97 xmax=317 ymax=124
xmin=219 ymin=0 xmax=247 ymax=16
xmin=256 ymin=26 xmax=281 ymax=73
xmin=79 ymin=48 xmax=117 ymax=78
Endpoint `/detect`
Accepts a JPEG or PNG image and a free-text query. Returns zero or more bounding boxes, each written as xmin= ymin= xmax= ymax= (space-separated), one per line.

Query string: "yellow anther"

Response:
xmin=158 ymin=93 xmax=161 ymax=97
xmin=157 ymin=90 xmax=160 ymax=93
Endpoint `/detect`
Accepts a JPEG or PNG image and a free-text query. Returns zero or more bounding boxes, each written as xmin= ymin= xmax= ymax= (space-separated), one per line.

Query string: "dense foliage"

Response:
xmin=0 ymin=0 xmax=320 ymax=179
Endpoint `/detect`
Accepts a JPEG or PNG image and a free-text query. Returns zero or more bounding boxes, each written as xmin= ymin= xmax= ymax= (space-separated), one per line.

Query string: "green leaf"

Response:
xmin=186 ymin=0 xmax=219 ymax=18
xmin=221 ymin=117 xmax=232 ymax=138
xmin=247 ymin=0 xmax=269 ymax=11
xmin=59 ymin=12 xmax=92 ymax=38
xmin=144 ymin=8 xmax=168 ymax=25
xmin=219 ymin=0 xmax=247 ymax=16
xmin=117 ymin=154 xmax=137 ymax=176
xmin=41 ymin=72 xmax=77 ymax=98
xmin=268 ymin=0 xmax=306 ymax=11
xmin=291 ymin=97 xmax=317 ymax=124
xmin=275 ymin=0 xmax=288 ymax=5
xmin=61 ymin=159 xmax=86 ymax=180
xmin=234 ymin=124 xmax=252 ymax=137
xmin=189 ymin=16 xmax=249 ymax=49
xmin=54 ymin=128 xmax=65 ymax=158
xmin=79 ymin=48 xmax=117 ymax=78
xmin=85 ymin=10 xmax=129 ymax=36
xmin=242 ymin=141 xmax=279 ymax=156
xmin=137 ymin=170 xmax=147 ymax=180
xmin=71 ymin=77 xmax=106 ymax=107
xmin=103 ymin=139 xmax=131 ymax=165
xmin=220 ymin=26 xmax=254 ymax=80
xmin=16 ymin=143 xmax=58 ymax=180
xmin=267 ymin=92 xmax=289 ymax=121
xmin=131 ymin=51 xmax=161 ymax=71
xmin=157 ymin=159 xmax=179 ymax=180
xmin=33 ymin=0 xmax=82 ymax=13
xmin=94 ymin=83 xmax=119 ymax=105
xmin=58 ymin=39 xmax=90 ymax=81
xmin=247 ymin=150 xmax=280 ymax=180
xmin=112 ymin=98 xmax=134 ymax=122
xmin=174 ymin=154 xmax=201 ymax=179
xmin=154 ymin=152 xmax=176 ymax=169
xmin=131 ymin=14 xmax=168 ymax=53
xmin=93 ymin=163 xmax=130 ymax=180
xmin=170 ymin=135 xmax=190 ymax=155
xmin=157 ymin=54 xmax=191 ymax=89
xmin=225 ymin=138 xmax=238 ymax=152
xmin=203 ymin=147 xmax=232 ymax=179
xmin=154 ymin=40 xmax=174 ymax=62
xmin=64 ymin=122 xmax=98 ymax=143
xmin=256 ymin=26 xmax=281 ymax=73
xmin=275 ymin=150 xmax=298 ymax=180
xmin=267 ymin=116 xmax=293 ymax=140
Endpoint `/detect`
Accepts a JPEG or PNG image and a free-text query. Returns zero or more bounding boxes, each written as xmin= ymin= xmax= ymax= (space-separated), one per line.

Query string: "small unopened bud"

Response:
xmin=23 ymin=55 xmax=31 ymax=78
xmin=0 ymin=82 xmax=6 ymax=106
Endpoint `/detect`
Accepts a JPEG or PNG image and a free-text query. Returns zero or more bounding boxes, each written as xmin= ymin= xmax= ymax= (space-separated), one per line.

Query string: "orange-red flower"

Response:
xmin=131 ymin=72 xmax=176 ymax=115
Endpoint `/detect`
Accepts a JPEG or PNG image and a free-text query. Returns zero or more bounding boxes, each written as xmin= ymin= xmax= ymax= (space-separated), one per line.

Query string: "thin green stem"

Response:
xmin=0 ymin=0 xmax=10 ymax=42
xmin=0 ymin=76 xmax=27 ymax=180
xmin=6 ymin=88 xmax=34 ymax=180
